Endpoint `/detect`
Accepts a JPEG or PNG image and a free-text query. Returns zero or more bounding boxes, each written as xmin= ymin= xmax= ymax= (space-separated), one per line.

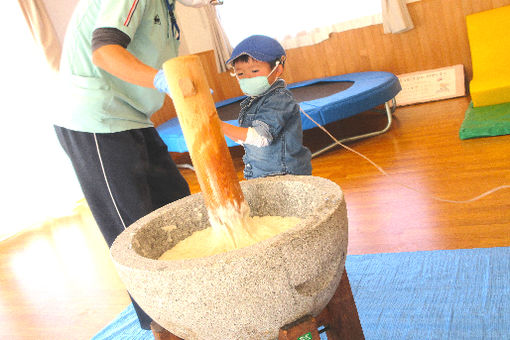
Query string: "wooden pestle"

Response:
xmin=163 ymin=55 xmax=247 ymax=237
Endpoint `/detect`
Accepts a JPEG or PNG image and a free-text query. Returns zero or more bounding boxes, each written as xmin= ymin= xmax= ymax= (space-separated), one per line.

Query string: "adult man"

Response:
xmin=55 ymin=0 xmax=211 ymax=329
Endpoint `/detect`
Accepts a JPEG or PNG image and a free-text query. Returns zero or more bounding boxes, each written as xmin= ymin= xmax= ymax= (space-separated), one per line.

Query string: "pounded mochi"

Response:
xmin=159 ymin=215 xmax=301 ymax=260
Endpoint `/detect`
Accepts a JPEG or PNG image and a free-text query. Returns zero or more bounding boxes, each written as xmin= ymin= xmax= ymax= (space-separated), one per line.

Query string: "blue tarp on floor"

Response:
xmin=93 ymin=247 xmax=510 ymax=340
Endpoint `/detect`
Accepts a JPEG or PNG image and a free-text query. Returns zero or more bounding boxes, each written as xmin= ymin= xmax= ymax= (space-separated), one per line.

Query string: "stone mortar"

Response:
xmin=110 ymin=175 xmax=348 ymax=340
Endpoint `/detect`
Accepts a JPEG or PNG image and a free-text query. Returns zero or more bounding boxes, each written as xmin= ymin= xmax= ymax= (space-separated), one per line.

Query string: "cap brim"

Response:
xmin=225 ymin=51 xmax=275 ymax=66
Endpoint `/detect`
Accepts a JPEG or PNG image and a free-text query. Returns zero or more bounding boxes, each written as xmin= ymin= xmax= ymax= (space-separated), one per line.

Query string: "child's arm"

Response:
xmin=220 ymin=121 xmax=270 ymax=147
xmin=220 ymin=121 xmax=248 ymax=142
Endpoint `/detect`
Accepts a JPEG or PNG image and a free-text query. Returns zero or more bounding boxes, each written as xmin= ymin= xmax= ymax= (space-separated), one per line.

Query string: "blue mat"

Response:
xmin=93 ymin=247 xmax=510 ymax=340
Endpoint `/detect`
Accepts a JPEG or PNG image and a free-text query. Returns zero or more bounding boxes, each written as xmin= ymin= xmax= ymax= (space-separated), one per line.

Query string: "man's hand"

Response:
xmin=153 ymin=70 xmax=171 ymax=97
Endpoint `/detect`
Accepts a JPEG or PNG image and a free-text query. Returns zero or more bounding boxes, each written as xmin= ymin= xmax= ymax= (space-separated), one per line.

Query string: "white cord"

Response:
xmin=299 ymin=106 xmax=510 ymax=204
xmin=94 ymin=133 xmax=127 ymax=229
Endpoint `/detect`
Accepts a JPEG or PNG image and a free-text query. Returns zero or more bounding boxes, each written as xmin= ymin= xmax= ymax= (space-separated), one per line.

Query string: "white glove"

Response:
xmin=153 ymin=70 xmax=172 ymax=97
xmin=244 ymin=127 xmax=270 ymax=147
xmin=176 ymin=0 xmax=210 ymax=8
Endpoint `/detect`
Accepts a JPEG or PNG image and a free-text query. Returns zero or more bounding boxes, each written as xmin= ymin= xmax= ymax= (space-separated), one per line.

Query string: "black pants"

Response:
xmin=55 ymin=126 xmax=190 ymax=329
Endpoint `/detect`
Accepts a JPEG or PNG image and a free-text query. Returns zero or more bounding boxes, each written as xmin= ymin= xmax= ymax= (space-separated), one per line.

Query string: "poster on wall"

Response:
xmin=395 ymin=64 xmax=466 ymax=106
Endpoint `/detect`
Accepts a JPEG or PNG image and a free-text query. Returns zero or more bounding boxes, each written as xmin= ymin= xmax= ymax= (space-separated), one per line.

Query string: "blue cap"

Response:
xmin=226 ymin=35 xmax=286 ymax=65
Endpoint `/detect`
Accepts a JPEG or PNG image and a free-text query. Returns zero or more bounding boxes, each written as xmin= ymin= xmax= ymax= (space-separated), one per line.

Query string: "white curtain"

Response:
xmin=175 ymin=3 xmax=232 ymax=72
xmin=17 ymin=0 xmax=62 ymax=71
xmin=381 ymin=0 xmax=415 ymax=34
xmin=281 ymin=14 xmax=384 ymax=49
xmin=1 ymin=2 xmax=83 ymax=241
xmin=216 ymin=0 xmax=417 ymax=50
xmin=217 ymin=0 xmax=383 ymax=49
xmin=203 ymin=5 xmax=233 ymax=73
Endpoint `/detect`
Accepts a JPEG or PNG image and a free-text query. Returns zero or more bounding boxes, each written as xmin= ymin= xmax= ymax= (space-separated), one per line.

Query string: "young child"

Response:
xmin=220 ymin=35 xmax=312 ymax=179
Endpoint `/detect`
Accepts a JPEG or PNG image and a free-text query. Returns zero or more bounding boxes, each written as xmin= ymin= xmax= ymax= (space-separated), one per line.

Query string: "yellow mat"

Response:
xmin=466 ymin=5 xmax=510 ymax=107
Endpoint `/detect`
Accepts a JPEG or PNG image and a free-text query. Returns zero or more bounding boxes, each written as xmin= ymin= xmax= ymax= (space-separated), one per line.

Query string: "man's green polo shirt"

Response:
xmin=57 ymin=0 xmax=179 ymax=133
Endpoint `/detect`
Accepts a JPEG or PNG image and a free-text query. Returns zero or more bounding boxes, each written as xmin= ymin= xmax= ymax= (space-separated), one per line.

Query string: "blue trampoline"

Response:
xmin=156 ymin=71 xmax=401 ymax=157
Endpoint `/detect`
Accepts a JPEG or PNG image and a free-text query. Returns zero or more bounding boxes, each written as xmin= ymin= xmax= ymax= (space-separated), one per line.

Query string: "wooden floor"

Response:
xmin=1 ymin=96 xmax=509 ymax=339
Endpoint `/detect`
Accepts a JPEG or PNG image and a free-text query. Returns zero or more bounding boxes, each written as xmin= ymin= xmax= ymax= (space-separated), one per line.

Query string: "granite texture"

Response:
xmin=110 ymin=175 xmax=348 ymax=340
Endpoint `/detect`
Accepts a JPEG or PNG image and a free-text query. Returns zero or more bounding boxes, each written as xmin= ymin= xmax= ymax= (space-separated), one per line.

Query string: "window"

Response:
xmin=2 ymin=2 xmax=83 ymax=241
xmin=217 ymin=0 xmax=382 ymax=48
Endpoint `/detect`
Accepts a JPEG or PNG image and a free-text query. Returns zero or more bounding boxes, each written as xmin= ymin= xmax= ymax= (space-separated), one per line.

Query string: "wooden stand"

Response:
xmin=151 ymin=269 xmax=364 ymax=340
xmin=151 ymin=321 xmax=183 ymax=340
xmin=311 ymin=270 xmax=364 ymax=340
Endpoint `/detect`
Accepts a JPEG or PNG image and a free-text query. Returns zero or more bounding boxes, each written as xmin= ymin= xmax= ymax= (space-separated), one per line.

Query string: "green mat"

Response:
xmin=459 ymin=101 xmax=510 ymax=140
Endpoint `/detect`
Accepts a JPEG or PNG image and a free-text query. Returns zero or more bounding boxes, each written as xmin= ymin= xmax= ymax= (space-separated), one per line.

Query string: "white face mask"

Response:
xmin=236 ymin=63 xmax=279 ymax=97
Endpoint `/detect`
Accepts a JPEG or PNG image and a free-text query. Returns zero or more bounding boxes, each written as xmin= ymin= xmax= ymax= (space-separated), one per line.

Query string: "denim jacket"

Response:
xmin=238 ymin=79 xmax=312 ymax=179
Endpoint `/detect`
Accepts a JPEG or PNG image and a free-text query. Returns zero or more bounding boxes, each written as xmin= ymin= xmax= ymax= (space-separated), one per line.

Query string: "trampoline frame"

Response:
xmin=310 ymin=97 xmax=396 ymax=158
xmin=158 ymin=71 xmax=402 ymax=170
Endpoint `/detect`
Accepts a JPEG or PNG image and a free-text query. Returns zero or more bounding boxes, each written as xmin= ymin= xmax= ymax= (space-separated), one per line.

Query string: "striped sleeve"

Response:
xmin=92 ymin=28 xmax=131 ymax=51
xmin=123 ymin=0 xmax=140 ymax=27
